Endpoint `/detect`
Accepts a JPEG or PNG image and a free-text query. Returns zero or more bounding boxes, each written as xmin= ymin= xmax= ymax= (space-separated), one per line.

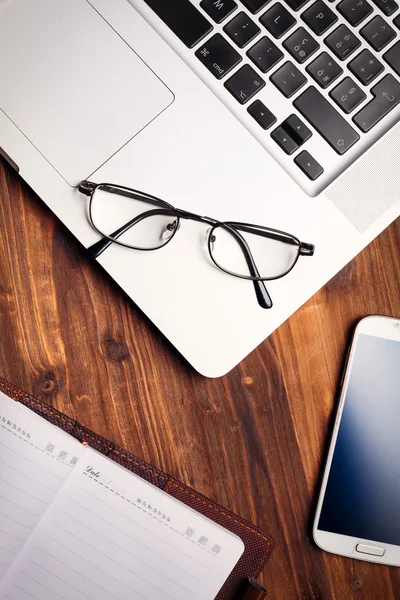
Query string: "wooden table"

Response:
xmin=0 ymin=157 xmax=399 ymax=599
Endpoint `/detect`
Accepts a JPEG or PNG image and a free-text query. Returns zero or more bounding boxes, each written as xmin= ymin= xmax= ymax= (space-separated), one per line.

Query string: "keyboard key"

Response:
xmin=306 ymin=52 xmax=343 ymax=88
xmin=371 ymin=0 xmax=399 ymax=16
xmin=247 ymin=99 xmax=277 ymax=128
xmin=395 ymin=14 xmax=400 ymax=29
xmin=282 ymin=114 xmax=313 ymax=142
xmin=302 ymin=1 xmax=338 ymax=35
xmin=294 ymin=86 xmax=360 ymax=153
xmin=224 ymin=12 xmax=261 ymax=47
xmin=241 ymin=0 xmax=270 ymax=12
xmin=337 ymin=0 xmax=373 ymax=27
xmin=271 ymin=126 xmax=299 ymax=153
xmin=361 ymin=16 xmax=396 ymax=51
xmin=294 ymin=150 xmax=324 ymax=179
xmin=348 ymin=49 xmax=384 ymax=85
xmin=143 ymin=0 xmax=213 ymax=48
xmin=270 ymin=61 xmax=308 ymax=97
xmin=200 ymin=0 xmax=237 ymax=22
xmin=224 ymin=64 xmax=266 ymax=103
xmin=330 ymin=77 xmax=367 ymax=113
xmin=247 ymin=36 xmax=284 ymax=72
xmin=260 ymin=3 xmax=296 ymax=38
xmin=384 ymin=41 xmax=400 ymax=75
xmin=284 ymin=0 xmax=311 ymax=10
xmin=325 ymin=24 xmax=361 ymax=60
xmin=195 ymin=34 xmax=242 ymax=79
xmin=353 ymin=74 xmax=400 ymax=131
xmin=283 ymin=27 xmax=320 ymax=63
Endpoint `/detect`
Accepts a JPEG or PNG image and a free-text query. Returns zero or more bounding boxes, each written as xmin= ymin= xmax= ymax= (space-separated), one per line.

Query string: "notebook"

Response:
xmin=0 ymin=382 xmax=274 ymax=600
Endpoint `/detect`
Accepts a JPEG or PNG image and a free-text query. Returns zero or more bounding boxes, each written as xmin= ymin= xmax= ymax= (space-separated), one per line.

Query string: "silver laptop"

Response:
xmin=0 ymin=0 xmax=399 ymax=376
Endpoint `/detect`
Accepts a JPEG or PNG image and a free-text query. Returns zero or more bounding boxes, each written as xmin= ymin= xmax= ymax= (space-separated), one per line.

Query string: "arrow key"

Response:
xmin=295 ymin=150 xmax=324 ymax=180
xmin=282 ymin=114 xmax=312 ymax=143
xmin=353 ymin=74 xmax=400 ymax=132
xmin=247 ymin=99 xmax=277 ymax=129
xmin=271 ymin=125 xmax=299 ymax=154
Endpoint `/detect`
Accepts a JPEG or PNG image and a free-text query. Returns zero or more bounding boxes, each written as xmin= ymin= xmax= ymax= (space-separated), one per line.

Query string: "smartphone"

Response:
xmin=313 ymin=315 xmax=400 ymax=566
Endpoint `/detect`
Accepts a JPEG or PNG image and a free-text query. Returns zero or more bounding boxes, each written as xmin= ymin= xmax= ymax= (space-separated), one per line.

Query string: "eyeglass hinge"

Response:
xmin=78 ymin=180 xmax=96 ymax=196
xmin=299 ymin=242 xmax=315 ymax=256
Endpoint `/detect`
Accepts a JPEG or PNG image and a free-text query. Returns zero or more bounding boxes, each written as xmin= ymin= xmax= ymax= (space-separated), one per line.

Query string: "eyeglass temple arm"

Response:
xmin=252 ymin=274 xmax=273 ymax=309
xmin=224 ymin=225 xmax=272 ymax=310
xmin=85 ymin=208 xmax=174 ymax=259
xmin=173 ymin=210 xmax=272 ymax=308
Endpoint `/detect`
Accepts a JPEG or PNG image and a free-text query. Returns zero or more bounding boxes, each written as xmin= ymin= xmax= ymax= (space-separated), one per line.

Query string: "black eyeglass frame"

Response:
xmin=79 ymin=180 xmax=315 ymax=310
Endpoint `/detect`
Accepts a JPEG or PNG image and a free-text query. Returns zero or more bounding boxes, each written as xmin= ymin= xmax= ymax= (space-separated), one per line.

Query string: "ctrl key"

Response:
xmin=294 ymin=150 xmax=324 ymax=180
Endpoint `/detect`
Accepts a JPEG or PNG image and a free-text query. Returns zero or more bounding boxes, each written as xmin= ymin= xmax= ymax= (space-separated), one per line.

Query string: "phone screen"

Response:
xmin=318 ymin=332 xmax=400 ymax=546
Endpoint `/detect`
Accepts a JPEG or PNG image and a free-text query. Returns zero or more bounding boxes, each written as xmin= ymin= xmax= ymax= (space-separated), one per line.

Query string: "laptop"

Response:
xmin=0 ymin=0 xmax=399 ymax=377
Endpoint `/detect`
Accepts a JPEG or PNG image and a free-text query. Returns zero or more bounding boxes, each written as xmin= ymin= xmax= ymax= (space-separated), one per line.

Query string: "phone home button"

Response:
xmin=356 ymin=543 xmax=385 ymax=557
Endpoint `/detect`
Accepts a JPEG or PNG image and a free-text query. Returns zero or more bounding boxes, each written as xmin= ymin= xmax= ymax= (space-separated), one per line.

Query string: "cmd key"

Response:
xmin=294 ymin=86 xmax=360 ymax=153
xmin=196 ymin=34 xmax=242 ymax=79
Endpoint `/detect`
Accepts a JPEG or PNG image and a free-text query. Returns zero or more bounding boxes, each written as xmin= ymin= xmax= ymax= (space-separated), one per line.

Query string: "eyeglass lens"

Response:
xmin=209 ymin=224 xmax=300 ymax=280
xmin=90 ymin=185 xmax=178 ymax=250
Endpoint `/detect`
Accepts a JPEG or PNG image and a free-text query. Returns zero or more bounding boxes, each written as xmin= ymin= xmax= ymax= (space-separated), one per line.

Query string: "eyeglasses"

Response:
xmin=79 ymin=181 xmax=315 ymax=309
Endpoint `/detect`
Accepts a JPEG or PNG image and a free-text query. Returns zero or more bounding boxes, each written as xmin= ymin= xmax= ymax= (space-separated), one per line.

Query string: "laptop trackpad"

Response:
xmin=0 ymin=0 xmax=174 ymax=186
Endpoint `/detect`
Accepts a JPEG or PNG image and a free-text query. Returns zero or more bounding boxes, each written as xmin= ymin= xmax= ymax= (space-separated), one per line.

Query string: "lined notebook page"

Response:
xmin=0 ymin=392 xmax=86 ymax=583
xmin=0 ymin=447 xmax=244 ymax=600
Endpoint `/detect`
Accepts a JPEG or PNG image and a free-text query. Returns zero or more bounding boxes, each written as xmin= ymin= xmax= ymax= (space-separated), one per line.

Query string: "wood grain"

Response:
xmin=0 ymin=157 xmax=399 ymax=599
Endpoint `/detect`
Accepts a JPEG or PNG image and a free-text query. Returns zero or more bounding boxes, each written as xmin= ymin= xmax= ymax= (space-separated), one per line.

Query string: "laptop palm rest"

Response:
xmin=0 ymin=0 xmax=174 ymax=186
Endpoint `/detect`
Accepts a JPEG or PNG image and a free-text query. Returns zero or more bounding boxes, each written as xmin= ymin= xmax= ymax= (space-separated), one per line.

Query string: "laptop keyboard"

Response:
xmin=143 ymin=0 xmax=400 ymax=195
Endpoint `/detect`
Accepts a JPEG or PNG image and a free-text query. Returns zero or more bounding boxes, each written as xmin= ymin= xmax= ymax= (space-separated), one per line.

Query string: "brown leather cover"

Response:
xmin=0 ymin=377 xmax=273 ymax=599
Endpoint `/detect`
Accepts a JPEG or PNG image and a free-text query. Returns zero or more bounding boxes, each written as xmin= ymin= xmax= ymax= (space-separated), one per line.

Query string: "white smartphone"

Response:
xmin=313 ymin=315 xmax=400 ymax=566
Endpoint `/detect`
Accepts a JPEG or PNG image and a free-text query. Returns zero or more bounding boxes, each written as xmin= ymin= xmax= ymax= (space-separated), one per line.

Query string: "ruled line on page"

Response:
xmin=0 ymin=545 xmax=16 ymax=555
xmin=0 ymin=495 xmax=40 ymax=517
xmin=20 ymin=571 xmax=68 ymax=600
xmin=0 ymin=528 xmax=25 ymax=543
xmin=0 ymin=511 xmax=32 ymax=530
xmin=37 ymin=538 xmax=180 ymax=600
xmin=51 ymin=515 xmax=199 ymax=580
xmin=0 ymin=459 xmax=57 ymax=492
xmin=0 ymin=477 xmax=47 ymax=504
xmin=62 ymin=500 xmax=202 ymax=577
xmin=45 ymin=523 xmax=192 ymax=591
xmin=0 ymin=442 xmax=64 ymax=480
xmin=33 ymin=547 xmax=147 ymax=600
xmin=28 ymin=558 xmax=95 ymax=600
xmin=75 ymin=486 xmax=204 ymax=566
xmin=8 ymin=583 xmax=38 ymax=600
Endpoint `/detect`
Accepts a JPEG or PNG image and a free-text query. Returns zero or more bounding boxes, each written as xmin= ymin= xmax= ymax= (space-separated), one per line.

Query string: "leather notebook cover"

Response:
xmin=0 ymin=376 xmax=274 ymax=599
